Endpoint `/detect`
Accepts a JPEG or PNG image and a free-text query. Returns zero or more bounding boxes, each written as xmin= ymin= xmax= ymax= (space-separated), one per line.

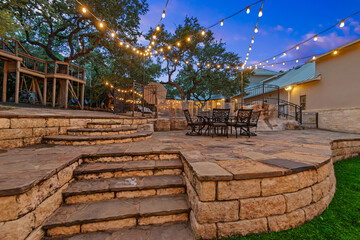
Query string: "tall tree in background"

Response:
xmin=4 ymin=0 xmax=148 ymax=62
xmin=147 ymin=16 xmax=250 ymax=101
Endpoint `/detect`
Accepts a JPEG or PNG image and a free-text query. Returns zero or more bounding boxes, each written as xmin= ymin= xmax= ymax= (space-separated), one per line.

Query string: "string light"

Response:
xmin=187 ymin=37 xmax=191 ymax=42
xmin=266 ymin=59 xmax=268 ymax=63
xmin=314 ymin=35 xmax=318 ymax=41
xmin=247 ymin=7 xmax=250 ymax=14
xmin=258 ymin=8 xmax=263 ymax=17
xmin=177 ymin=42 xmax=181 ymax=47
xmin=99 ymin=22 xmax=104 ymax=28
xmin=197 ymin=62 xmax=200 ymax=66
xmin=296 ymin=45 xmax=299 ymax=50
xmin=283 ymin=51 xmax=286 ymax=56
xmin=251 ymin=38 xmax=254 ymax=44
xmin=312 ymin=55 xmax=316 ymax=60
xmin=111 ymin=32 xmax=115 ymax=37
xmin=273 ymin=56 xmax=276 ymax=60
xmin=333 ymin=50 xmax=338 ymax=55
xmin=162 ymin=10 xmax=166 ymax=19
xmin=152 ymin=35 xmax=157 ymax=39
xmin=201 ymin=30 xmax=206 ymax=36
xmin=167 ymin=45 xmax=171 ymax=50
xmin=296 ymin=59 xmax=299 ymax=63
xmin=82 ymin=7 xmax=87 ymax=13
xmin=221 ymin=20 xmax=224 ymax=26
xmin=254 ymin=26 xmax=258 ymax=33
xmin=282 ymin=61 xmax=285 ymax=65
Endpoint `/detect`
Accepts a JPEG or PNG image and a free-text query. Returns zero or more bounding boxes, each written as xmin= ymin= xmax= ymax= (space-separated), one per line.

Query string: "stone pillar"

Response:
xmin=64 ymin=79 xmax=69 ymax=109
xmin=43 ymin=78 xmax=47 ymax=106
xmin=15 ymin=61 xmax=20 ymax=104
xmin=81 ymin=83 xmax=85 ymax=110
xmin=52 ymin=78 xmax=56 ymax=107
xmin=2 ymin=61 xmax=8 ymax=102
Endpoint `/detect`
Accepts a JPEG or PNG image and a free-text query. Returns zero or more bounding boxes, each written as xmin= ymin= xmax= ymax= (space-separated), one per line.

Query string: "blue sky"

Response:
xmin=139 ymin=0 xmax=360 ymax=75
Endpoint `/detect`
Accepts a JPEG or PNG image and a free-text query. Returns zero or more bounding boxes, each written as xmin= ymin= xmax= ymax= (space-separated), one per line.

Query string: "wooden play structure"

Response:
xmin=0 ymin=38 xmax=86 ymax=109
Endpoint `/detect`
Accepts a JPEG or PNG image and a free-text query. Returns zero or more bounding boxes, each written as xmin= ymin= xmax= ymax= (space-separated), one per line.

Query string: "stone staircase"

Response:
xmin=42 ymin=154 xmax=194 ymax=239
xmin=42 ymin=121 xmax=152 ymax=146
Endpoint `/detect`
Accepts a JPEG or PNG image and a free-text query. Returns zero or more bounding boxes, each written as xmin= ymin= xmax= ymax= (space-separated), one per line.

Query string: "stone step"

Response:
xmin=43 ymin=195 xmax=190 ymax=238
xmin=44 ymin=222 xmax=195 ymax=240
xmin=42 ymin=131 xmax=152 ymax=146
xmin=87 ymin=122 xmax=127 ymax=129
xmin=74 ymin=159 xmax=183 ymax=180
xmin=63 ymin=175 xmax=185 ymax=204
xmin=67 ymin=126 xmax=137 ymax=136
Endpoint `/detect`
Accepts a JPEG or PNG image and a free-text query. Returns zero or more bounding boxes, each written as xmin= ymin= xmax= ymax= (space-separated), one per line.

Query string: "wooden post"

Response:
xmin=52 ymin=78 xmax=56 ymax=107
xmin=2 ymin=61 xmax=8 ymax=102
xmin=64 ymin=79 xmax=69 ymax=109
xmin=81 ymin=83 xmax=85 ymax=110
xmin=15 ymin=61 xmax=20 ymax=104
xmin=43 ymin=78 xmax=47 ymax=106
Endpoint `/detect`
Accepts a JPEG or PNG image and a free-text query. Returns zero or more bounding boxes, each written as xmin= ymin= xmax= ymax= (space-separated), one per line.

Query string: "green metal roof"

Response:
xmin=253 ymin=68 xmax=279 ymax=76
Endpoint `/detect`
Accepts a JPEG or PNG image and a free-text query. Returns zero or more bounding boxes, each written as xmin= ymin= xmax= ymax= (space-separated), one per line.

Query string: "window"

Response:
xmin=300 ymin=95 xmax=306 ymax=110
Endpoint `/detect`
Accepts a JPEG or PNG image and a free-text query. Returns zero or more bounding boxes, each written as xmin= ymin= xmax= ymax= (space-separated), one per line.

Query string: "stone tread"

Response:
xmin=43 ymin=131 xmax=152 ymax=141
xmin=43 ymin=195 xmax=190 ymax=229
xmin=63 ymin=175 xmax=184 ymax=197
xmin=67 ymin=126 xmax=137 ymax=132
xmin=45 ymin=222 xmax=195 ymax=240
xmin=74 ymin=159 xmax=183 ymax=175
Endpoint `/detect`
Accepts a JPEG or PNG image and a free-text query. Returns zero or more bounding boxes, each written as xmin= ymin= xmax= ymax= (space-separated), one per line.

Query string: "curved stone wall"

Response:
xmin=183 ymin=160 xmax=336 ymax=239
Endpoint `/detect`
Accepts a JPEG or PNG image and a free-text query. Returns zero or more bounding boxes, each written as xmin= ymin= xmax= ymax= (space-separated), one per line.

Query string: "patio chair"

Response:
xmin=183 ymin=110 xmax=205 ymax=135
xmin=249 ymin=111 xmax=262 ymax=136
xmin=227 ymin=109 xmax=253 ymax=138
xmin=198 ymin=111 xmax=211 ymax=135
xmin=209 ymin=109 xmax=230 ymax=138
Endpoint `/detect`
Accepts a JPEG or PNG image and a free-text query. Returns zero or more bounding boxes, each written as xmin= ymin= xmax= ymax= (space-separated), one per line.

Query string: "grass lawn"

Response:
xmin=222 ymin=157 xmax=360 ymax=240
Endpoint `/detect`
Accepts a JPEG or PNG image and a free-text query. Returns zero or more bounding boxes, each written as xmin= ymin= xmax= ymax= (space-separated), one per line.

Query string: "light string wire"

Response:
xmin=249 ymin=10 xmax=360 ymax=68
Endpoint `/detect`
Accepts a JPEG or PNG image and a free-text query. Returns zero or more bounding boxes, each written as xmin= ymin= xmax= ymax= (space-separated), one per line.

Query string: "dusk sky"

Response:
xmin=138 ymin=0 xmax=360 ymax=76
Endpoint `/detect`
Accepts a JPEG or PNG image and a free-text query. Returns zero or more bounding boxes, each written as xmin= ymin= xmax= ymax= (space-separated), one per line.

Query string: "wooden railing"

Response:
xmin=0 ymin=38 xmax=85 ymax=81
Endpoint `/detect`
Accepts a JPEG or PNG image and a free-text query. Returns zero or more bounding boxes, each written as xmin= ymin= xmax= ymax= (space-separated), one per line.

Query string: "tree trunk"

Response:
xmin=57 ymin=80 xmax=67 ymax=108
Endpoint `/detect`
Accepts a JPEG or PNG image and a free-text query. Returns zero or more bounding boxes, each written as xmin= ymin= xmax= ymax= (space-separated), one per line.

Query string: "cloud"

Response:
xmin=274 ymin=25 xmax=284 ymax=31
xmin=286 ymin=28 xmax=293 ymax=33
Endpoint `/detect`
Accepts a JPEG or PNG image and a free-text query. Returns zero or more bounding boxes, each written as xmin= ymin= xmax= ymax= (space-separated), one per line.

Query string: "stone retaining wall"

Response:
xmin=182 ymin=159 xmax=336 ymax=239
xmin=0 ymin=116 xmax=148 ymax=149
xmin=331 ymin=138 xmax=360 ymax=162
xmin=0 ymin=158 xmax=82 ymax=240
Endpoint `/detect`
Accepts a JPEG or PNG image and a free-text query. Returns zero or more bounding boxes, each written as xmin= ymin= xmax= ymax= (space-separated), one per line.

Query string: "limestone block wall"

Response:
xmin=182 ymin=159 xmax=336 ymax=239
xmin=331 ymin=139 xmax=360 ymax=162
xmin=0 ymin=116 xmax=148 ymax=149
xmin=313 ymin=107 xmax=360 ymax=133
xmin=0 ymin=159 xmax=82 ymax=240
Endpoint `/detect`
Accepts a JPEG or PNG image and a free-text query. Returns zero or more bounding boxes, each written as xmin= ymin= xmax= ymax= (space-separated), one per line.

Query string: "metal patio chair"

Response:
xmin=209 ymin=109 xmax=230 ymax=138
xmin=227 ymin=109 xmax=253 ymax=138
xmin=184 ymin=110 xmax=205 ymax=135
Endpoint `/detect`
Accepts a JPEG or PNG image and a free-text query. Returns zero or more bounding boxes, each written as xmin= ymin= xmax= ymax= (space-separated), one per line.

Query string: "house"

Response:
xmin=232 ymin=38 xmax=360 ymax=133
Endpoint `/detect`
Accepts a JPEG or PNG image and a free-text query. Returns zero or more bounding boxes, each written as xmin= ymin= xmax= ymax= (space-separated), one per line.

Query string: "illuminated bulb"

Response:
xmin=266 ymin=59 xmax=269 ymax=63
xmin=255 ymin=65 xmax=258 ymax=69
xmin=251 ymin=38 xmax=254 ymax=44
xmin=249 ymin=46 xmax=252 ymax=51
xmin=296 ymin=59 xmax=299 ymax=63
xmin=167 ymin=45 xmax=171 ymax=50
xmin=156 ymin=25 xmax=161 ymax=31
xmin=273 ymin=56 xmax=276 ymax=60
xmin=160 ymin=48 xmax=163 ymax=52
xmin=155 ymin=50 xmax=158 ymax=54
xmin=152 ymin=35 xmax=156 ymax=39
xmin=246 ymin=52 xmax=249 ymax=56
xmin=186 ymin=61 xmax=189 ymax=64
xmin=283 ymin=62 xmax=285 ymax=65
xmin=174 ymin=59 xmax=178 ymax=63
xmin=82 ymin=7 xmax=87 ymax=13
xmin=201 ymin=30 xmax=206 ymax=36
xmin=151 ymin=41 xmax=155 ymax=45
xmin=272 ymin=64 xmax=274 ymax=67
xmin=207 ymin=63 xmax=210 ymax=67
xmin=249 ymin=66 xmax=252 ymax=69
xmin=119 ymin=41 xmax=123 ymax=46
xmin=78 ymin=42 xmax=82 ymax=46
xmin=177 ymin=42 xmax=181 ymax=47
xmin=162 ymin=10 xmax=165 ymax=19
xmin=105 ymin=82 xmax=109 ymax=85
xmin=197 ymin=62 xmax=200 ymax=66
xmin=126 ymin=44 xmax=130 ymax=48
xmin=133 ymin=47 xmax=136 ymax=51
xmin=136 ymin=50 xmax=139 ymax=54
xmin=296 ymin=45 xmax=299 ymax=50
xmin=340 ymin=20 xmax=345 ymax=28
xmin=258 ymin=9 xmax=263 ymax=17
xmin=314 ymin=35 xmax=318 ymax=41
xmin=187 ymin=37 xmax=191 ymax=42
xmin=263 ymin=65 xmax=265 ymax=68
xmin=283 ymin=51 xmax=286 ymax=56
xmin=163 ymin=57 xmax=166 ymax=60
xmin=148 ymin=46 xmax=152 ymax=49
xmin=220 ymin=20 xmax=224 ymax=26
xmin=259 ymin=62 xmax=262 ymax=65
xmin=99 ymin=22 xmax=104 ymax=28
xmin=254 ymin=27 xmax=258 ymax=33
xmin=217 ymin=65 xmax=220 ymax=68
xmin=312 ymin=55 xmax=316 ymax=60
xmin=246 ymin=7 xmax=250 ymax=14
xmin=111 ymin=32 xmax=115 ymax=37
xmin=333 ymin=50 xmax=338 ymax=55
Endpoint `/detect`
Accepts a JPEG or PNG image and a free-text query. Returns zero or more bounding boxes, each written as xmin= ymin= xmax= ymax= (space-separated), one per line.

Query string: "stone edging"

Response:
xmin=331 ymin=138 xmax=360 ymax=162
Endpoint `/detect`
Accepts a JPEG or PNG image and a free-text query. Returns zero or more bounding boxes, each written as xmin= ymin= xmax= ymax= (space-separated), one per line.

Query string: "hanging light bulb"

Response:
xmin=126 ymin=44 xmax=130 ymax=48
xmin=217 ymin=65 xmax=220 ymax=69
xmin=333 ymin=50 xmax=338 ymax=55
xmin=296 ymin=45 xmax=299 ymax=50
xmin=82 ymin=7 xmax=87 ymax=13
xmin=340 ymin=20 xmax=345 ymax=28
xmin=160 ymin=48 xmax=163 ymax=52
xmin=283 ymin=62 xmax=285 ymax=65
xmin=186 ymin=61 xmax=189 ymax=65
xmin=133 ymin=47 xmax=136 ymax=51
xmin=151 ymin=41 xmax=155 ymax=45
xmin=197 ymin=62 xmax=200 ymax=66
xmin=207 ymin=63 xmax=210 ymax=67
xmin=187 ymin=37 xmax=191 ymax=42
xmin=155 ymin=50 xmax=158 ymax=54
xmin=258 ymin=8 xmax=263 ymax=17
xmin=201 ymin=30 xmax=206 ymax=36
xmin=162 ymin=10 xmax=166 ymax=19
xmin=312 ymin=55 xmax=316 ymax=60
xmin=266 ymin=59 xmax=269 ymax=63
xmin=246 ymin=7 xmax=250 ymax=14
xmin=273 ymin=56 xmax=276 ymax=60
xmin=152 ymin=35 xmax=157 ymax=39
xmin=119 ymin=41 xmax=123 ymax=46
xmin=246 ymin=52 xmax=249 ymax=56
xmin=220 ymin=20 xmax=224 ymax=26
xmin=314 ymin=35 xmax=318 ymax=41
xmin=227 ymin=65 xmax=230 ymax=69
xmin=111 ymin=32 xmax=115 ymax=38
xmin=251 ymin=38 xmax=254 ymax=44
xmin=271 ymin=64 xmax=274 ymax=67
xmin=249 ymin=46 xmax=252 ymax=51
xmin=163 ymin=57 xmax=166 ymax=60
xmin=148 ymin=45 xmax=152 ymax=49
xmin=254 ymin=26 xmax=258 ymax=33
xmin=156 ymin=25 xmax=161 ymax=31
xmin=167 ymin=45 xmax=171 ymax=50
xmin=259 ymin=62 xmax=262 ymax=65
xmin=236 ymin=66 xmax=239 ymax=70
xmin=255 ymin=65 xmax=258 ymax=69
xmin=283 ymin=51 xmax=286 ymax=56
xmin=99 ymin=22 xmax=104 ymax=28
xmin=177 ymin=42 xmax=181 ymax=47
xmin=249 ymin=66 xmax=252 ymax=69
xmin=296 ymin=59 xmax=299 ymax=63
xmin=174 ymin=59 xmax=178 ymax=63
